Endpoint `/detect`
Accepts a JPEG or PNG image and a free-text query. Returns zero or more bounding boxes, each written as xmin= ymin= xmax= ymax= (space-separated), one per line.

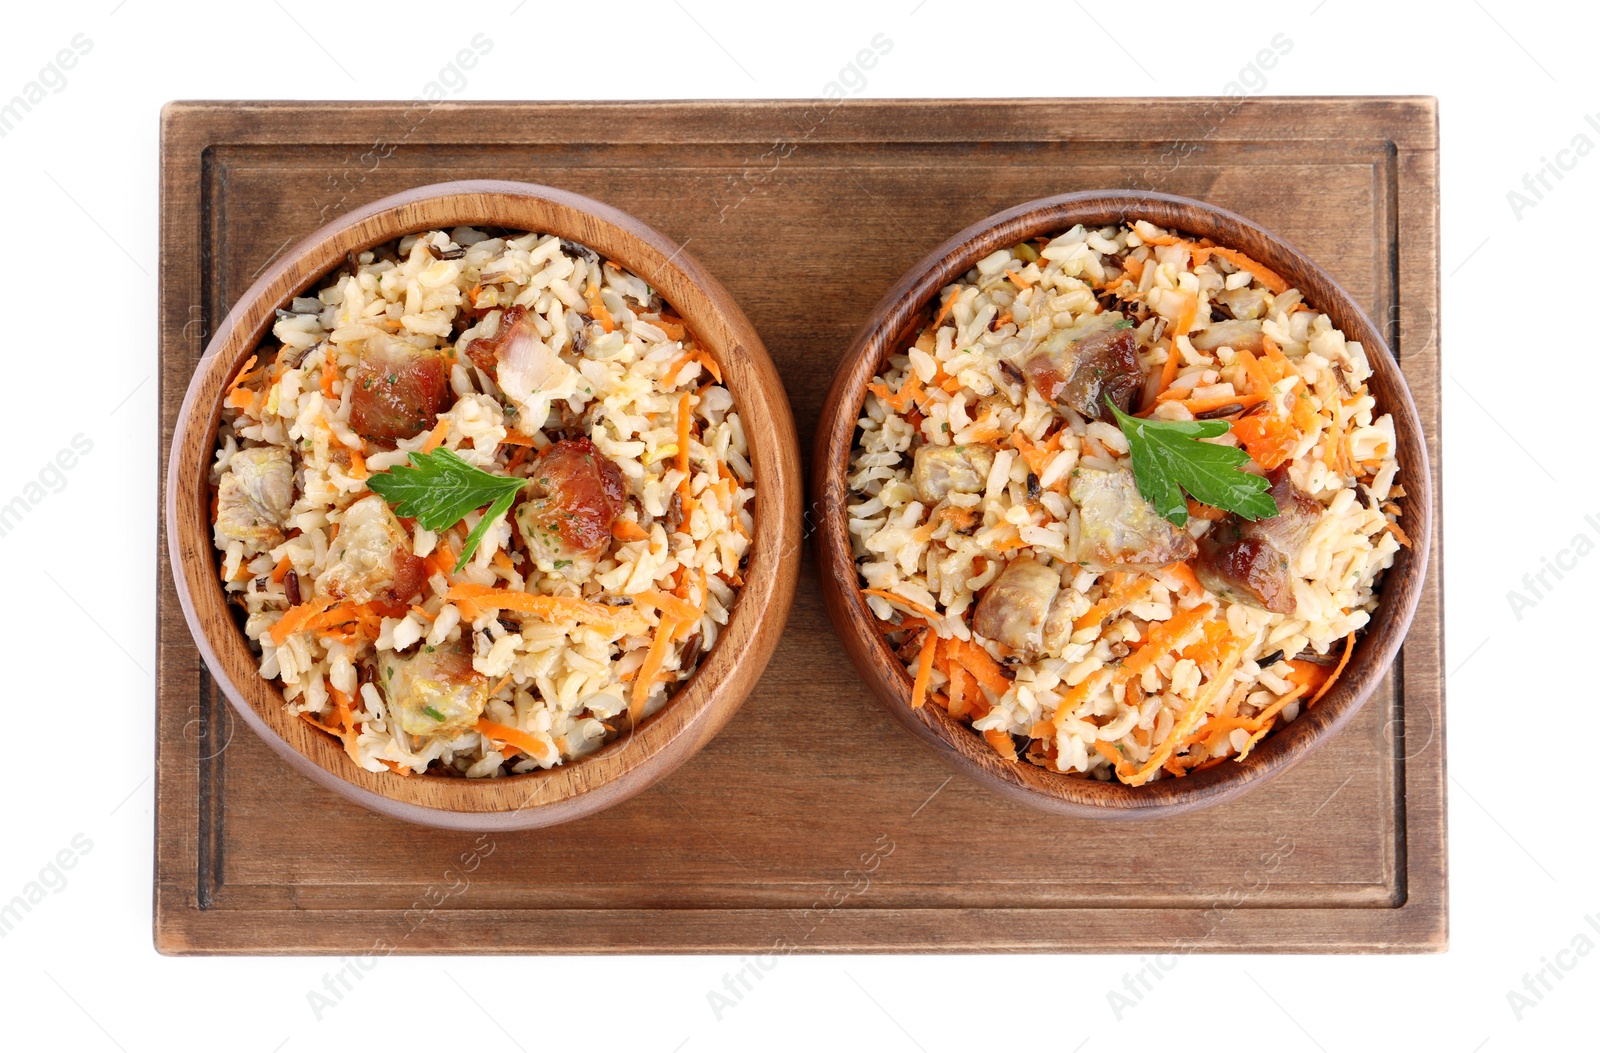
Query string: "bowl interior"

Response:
xmin=167 ymin=180 xmax=800 ymax=830
xmin=812 ymin=190 xmax=1431 ymax=819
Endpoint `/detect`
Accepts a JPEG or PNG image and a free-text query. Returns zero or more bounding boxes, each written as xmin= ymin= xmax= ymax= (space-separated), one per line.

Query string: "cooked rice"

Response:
xmin=848 ymin=219 xmax=1404 ymax=784
xmin=210 ymin=227 xmax=753 ymax=777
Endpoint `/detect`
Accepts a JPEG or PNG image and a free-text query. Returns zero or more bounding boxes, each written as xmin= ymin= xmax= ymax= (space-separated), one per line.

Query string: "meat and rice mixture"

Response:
xmin=211 ymin=228 xmax=753 ymax=777
xmin=849 ymin=220 xmax=1408 ymax=785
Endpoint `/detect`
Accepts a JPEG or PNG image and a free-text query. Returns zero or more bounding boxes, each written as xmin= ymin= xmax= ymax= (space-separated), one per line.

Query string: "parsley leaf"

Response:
xmin=1106 ymin=398 xmax=1277 ymax=526
xmin=366 ymin=447 xmax=526 ymax=572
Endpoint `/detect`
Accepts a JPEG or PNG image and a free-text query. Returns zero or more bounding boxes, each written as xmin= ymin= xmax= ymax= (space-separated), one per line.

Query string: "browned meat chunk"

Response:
xmin=460 ymin=305 xmax=526 ymax=379
xmin=1194 ymin=474 xmax=1321 ymax=615
xmin=378 ymin=639 xmax=488 ymax=737
xmin=1022 ymin=327 xmax=1144 ymax=422
xmin=1239 ymin=473 xmax=1321 ymax=554
xmin=315 ymin=494 xmax=427 ymax=605
xmin=972 ymin=556 xmax=1061 ymax=652
xmin=348 ymin=338 xmax=449 ymax=442
xmin=912 ymin=443 xmax=993 ymax=504
xmin=1069 ymin=466 xmax=1196 ymax=571
xmin=514 ymin=438 xmax=626 ymax=578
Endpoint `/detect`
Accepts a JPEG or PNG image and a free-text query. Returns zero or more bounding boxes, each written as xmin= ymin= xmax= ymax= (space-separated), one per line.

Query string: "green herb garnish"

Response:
xmin=423 ymin=705 xmax=447 ymax=722
xmin=366 ymin=447 xmax=526 ymax=572
xmin=1106 ymin=397 xmax=1276 ymax=526
xmin=1113 ymin=318 xmax=1135 ymax=330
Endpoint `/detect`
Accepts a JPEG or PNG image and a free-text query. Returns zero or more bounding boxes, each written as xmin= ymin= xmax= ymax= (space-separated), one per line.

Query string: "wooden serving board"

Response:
xmin=157 ymin=98 xmax=1444 ymax=953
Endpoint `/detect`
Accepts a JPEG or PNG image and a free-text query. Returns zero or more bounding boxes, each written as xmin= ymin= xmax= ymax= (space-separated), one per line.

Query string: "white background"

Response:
xmin=0 ymin=1 xmax=1594 ymax=1049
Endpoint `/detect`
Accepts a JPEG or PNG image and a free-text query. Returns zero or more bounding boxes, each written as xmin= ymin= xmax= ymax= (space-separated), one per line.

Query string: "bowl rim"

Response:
xmin=166 ymin=179 xmax=800 ymax=830
xmin=811 ymin=189 xmax=1433 ymax=819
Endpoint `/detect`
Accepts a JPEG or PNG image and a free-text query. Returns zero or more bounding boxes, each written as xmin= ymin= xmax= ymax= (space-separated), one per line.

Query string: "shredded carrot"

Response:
xmin=630 ymin=616 xmax=680 ymax=723
xmin=328 ymin=684 xmax=362 ymax=767
xmin=269 ymin=597 xmax=339 ymax=645
xmin=951 ymin=637 xmax=1012 ymax=697
xmin=654 ymin=316 xmax=687 ymax=340
xmin=491 ymin=550 xmax=517 ymax=579
xmin=585 ymin=282 xmax=616 ymax=333
xmin=666 ymin=350 xmax=696 ymax=382
xmin=445 ymin=584 xmax=642 ymax=630
xmin=409 ymin=603 xmax=436 ymax=622
xmin=946 ymin=654 xmax=969 ymax=718
xmin=377 ymin=759 xmax=413 ymax=776
xmin=933 ymin=290 xmax=957 ymax=327
xmin=1173 ymin=292 xmax=1199 ymax=336
xmin=1167 ymin=561 xmax=1202 ymax=596
xmin=1308 ymin=633 xmax=1356 ymax=707
xmin=1120 ymin=635 xmax=1248 ymax=785
xmin=1157 ymin=344 xmax=1182 ymax=395
xmin=909 ymin=630 xmax=938 ymax=709
xmin=637 ymin=589 xmax=699 ymax=623
xmin=694 ymin=351 xmax=723 ymax=384
xmin=867 ymin=370 xmax=924 ymax=414
xmin=1384 ymin=520 xmax=1413 ymax=549
xmin=346 ymin=447 xmax=367 ymax=480
xmin=270 ymin=556 xmax=293 ymax=584
xmin=1159 ymin=392 xmax=1270 ymax=417
xmin=1203 ymin=245 xmax=1289 ymax=294
xmin=1114 ymin=605 xmax=1213 ymax=687
xmin=476 ymin=718 xmax=547 ymax=760
xmin=226 ymin=354 xmax=259 ymax=395
xmin=1010 ymin=428 xmax=1050 ymax=478
xmin=1185 ymin=499 xmax=1228 ymax=522
xmin=983 ymin=727 xmax=1019 ymax=761
xmin=498 ymin=429 xmax=537 ymax=447
xmin=321 ymin=354 xmax=337 ymax=399
xmin=424 ymin=539 xmax=458 ymax=580
xmin=861 ymin=589 xmax=941 ymax=621
xmin=419 ymin=419 xmax=450 ymax=454
xmin=1004 ymin=268 xmax=1032 ymax=289
xmin=675 ymin=391 xmax=693 ymax=489
xmin=1072 ymin=578 xmax=1153 ymax=633
xmin=612 ymin=519 xmax=650 ymax=542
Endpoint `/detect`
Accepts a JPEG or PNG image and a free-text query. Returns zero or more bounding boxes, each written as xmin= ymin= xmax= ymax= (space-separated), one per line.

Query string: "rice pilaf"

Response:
xmin=848 ymin=219 xmax=1405 ymax=785
xmin=210 ymin=228 xmax=753 ymax=777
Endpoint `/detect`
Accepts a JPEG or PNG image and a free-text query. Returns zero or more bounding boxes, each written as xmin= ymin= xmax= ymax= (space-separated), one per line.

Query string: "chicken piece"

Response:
xmin=911 ymin=443 xmax=994 ymax=504
xmin=972 ymin=556 xmax=1061 ymax=653
xmin=215 ymin=446 xmax=294 ymax=546
xmin=315 ymin=494 xmax=427 ymax=605
xmin=514 ymin=438 xmax=626 ymax=579
xmin=348 ymin=336 xmax=449 ymax=442
xmin=461 ymin=304 xmax=578 ymax=430
xmin=1069 ymin=465 xmax=1196 ymax=570
xmin=378 ymin=640 xmax=489 ymax=737
xmin=1193 ymin=473 xmax=1320 ymax=615
xmin=1022 ymin=326 xmax=1144 ymax=422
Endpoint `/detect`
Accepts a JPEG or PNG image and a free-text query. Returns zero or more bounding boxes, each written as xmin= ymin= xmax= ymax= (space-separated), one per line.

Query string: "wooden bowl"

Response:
xmin=813 ymin=190 xmax=1431 ymax=820
xmin=167 ymin=181 xmax=801 ymax=830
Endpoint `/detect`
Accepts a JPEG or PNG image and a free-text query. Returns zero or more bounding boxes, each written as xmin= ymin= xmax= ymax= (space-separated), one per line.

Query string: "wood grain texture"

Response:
xmin=812 ymin=190 xmax=1430 ymax=819
xmin=166 ymin=182 xmax=802 ymax=830
xmin=156 ymin=98 xmax=1445 ymax=954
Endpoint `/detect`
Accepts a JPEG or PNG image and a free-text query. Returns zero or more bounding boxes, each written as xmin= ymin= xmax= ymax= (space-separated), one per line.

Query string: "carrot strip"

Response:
xmin=1157 ymin=343 xmax=1181 ymax=395
xmin=1073 ymin=578 xmax=1153 ymax=634
xmin=934 ymin=290 xmax=957 ymax=327
xmin=320 ymin=353 xmax=337 ymax=399
xmin=694 ymin=351 xmax=723 ymax=384
xmin=1307 ymin=632 xmax=1356 ymax=707
xmin=420 ymin=419 xmax=450 ymax=454
xmin=1120 ymin=635 xmax=1248 ymax=785
xmin=270 ymin=556 xmax=293 ymax=584
xmin=1004 ymin=268 xmax=1032 ymax=289
xmin=269 ymin=597 xmax=339 ymax=645
xmin=636 ymin=589 xmax=699 ymax=623
xmin=984 ymin=727 xmax=1019 ymax=761
xmin=861 ymin=589 xmax=940 ymax=621
xmin=444 ymin=584 xmax=643 ymax=631
xmin=1168 ymin=562 xmax=1202 ymax=596
xmin=1114 ymin=605 xmax=1213 ymax=687
xmin=1204 ymin=245 xmax=1289 ymax=294
xmin=476 ymin=718 xmax=548 ymax=760
xmin=910 ymin=630 xmax=938 ymax=709
xmin=585 ymin=282 xmax=616 ymax=332
xmin=612 ymin=519 xmax=650 ymax=542
xmin=952 ymin=638 xmax=1012 ymax=697
xmin=630 ymin=615 xmax=680 ymax=722
xmin=226 ymin=354 xmax=259 ymax=395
